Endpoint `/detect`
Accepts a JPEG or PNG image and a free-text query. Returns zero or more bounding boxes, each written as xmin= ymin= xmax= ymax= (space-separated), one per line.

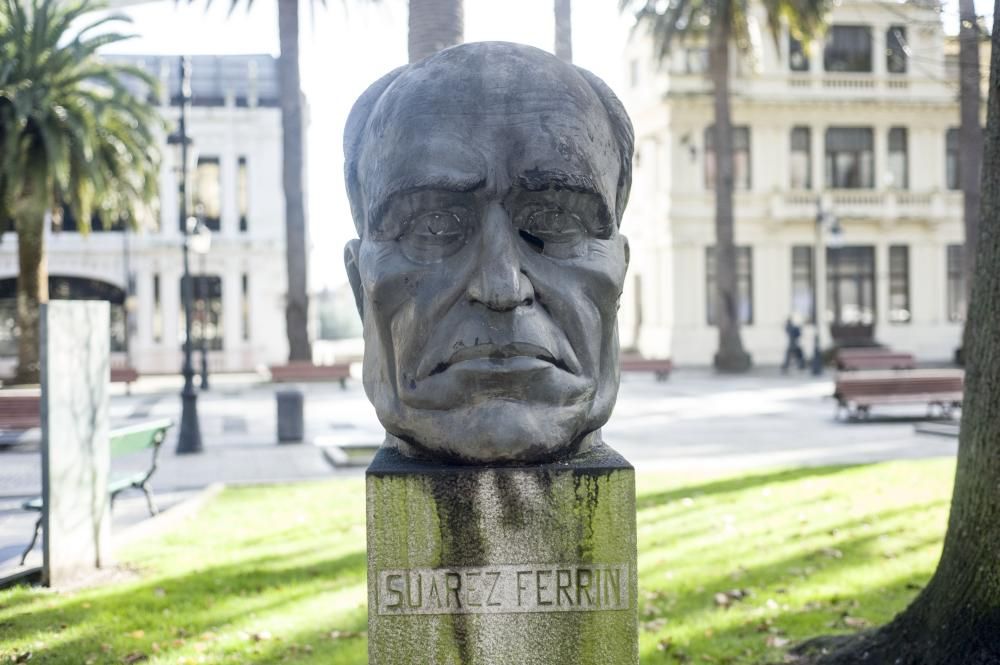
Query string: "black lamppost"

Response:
xmin=189 ymin=218 xmax=212 ymax=390
xmin=169 ymin=56 xmax=203 ymax=455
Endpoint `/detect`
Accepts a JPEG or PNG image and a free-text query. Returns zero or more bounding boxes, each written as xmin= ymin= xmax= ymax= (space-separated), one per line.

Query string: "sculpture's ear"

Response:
xmin=345 ymin=239 xmax=364 ymax=319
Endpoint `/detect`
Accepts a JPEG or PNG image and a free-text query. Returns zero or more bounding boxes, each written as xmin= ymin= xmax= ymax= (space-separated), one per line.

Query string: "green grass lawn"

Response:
xmin=0 ymin=459 xmax=954 ymax=664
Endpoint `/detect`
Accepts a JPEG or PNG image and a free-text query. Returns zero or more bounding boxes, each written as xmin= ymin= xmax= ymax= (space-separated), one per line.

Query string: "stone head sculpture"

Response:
xmin=344 ymin=42 xmax=633 ymax=464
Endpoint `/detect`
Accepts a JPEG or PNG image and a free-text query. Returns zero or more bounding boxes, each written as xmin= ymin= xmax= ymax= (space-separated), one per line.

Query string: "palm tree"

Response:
xmin=0 ymin=0 xmax=160 ymax=384
xmin=409 ymin=0 xmax=463 ymax=63
xmin=620 ymin=0 xmax=828 ymax=372
xmin=555 ymin=0 xmax=572 ymax=62
xmin=958 ymin=0 xmax=982 ymax=335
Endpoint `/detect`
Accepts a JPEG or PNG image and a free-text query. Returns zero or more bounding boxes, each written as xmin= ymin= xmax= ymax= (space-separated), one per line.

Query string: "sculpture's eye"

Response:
xmin=399 ymin=210 xmax=467 ymax=263
xmin=521 ymin=208 xmax=586 ymax=259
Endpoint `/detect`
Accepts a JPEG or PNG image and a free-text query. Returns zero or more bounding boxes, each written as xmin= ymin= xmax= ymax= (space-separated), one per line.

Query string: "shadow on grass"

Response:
xmin=0 ymin=463 xmax=949 ymax=665
xmin=0 ymin=547 xmax=367 ymax=664
xmin=637 ymin=465 xmax=871 ymax=511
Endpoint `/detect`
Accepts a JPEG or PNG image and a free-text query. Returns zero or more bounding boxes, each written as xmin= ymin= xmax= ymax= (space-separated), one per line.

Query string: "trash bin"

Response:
xmin=276 ymin=389 xmax=304 ymax=443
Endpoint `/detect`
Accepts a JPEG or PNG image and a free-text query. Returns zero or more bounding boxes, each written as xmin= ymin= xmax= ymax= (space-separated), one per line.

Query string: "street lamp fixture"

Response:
xmin=171 ymin=56 xmax=203 ymax=455
xmin=811 ymin=196 xmax=841 ymax=376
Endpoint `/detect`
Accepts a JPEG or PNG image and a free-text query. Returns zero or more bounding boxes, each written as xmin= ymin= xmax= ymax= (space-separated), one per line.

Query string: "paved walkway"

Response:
xmin=0 ymin=368 xmax=957 ymax=573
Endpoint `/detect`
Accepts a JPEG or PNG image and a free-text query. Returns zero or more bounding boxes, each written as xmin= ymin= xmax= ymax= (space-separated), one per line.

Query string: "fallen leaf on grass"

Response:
xmin=328 ymin=630 xmax=362 ymax=640
xmin=843 ymin=615 xmax=870 ymax=628
xmin=13 ymin=653 xmax=31 ymax=663
xmin=766 ymin=635 xmax=790 ymax=648
xmin=714 ymin=589 xmax=751 ymax=608
xmin=121 ymin=652 xmax=147 ymax=664
xmin=641 ymin=618 xmax=667 ymax=633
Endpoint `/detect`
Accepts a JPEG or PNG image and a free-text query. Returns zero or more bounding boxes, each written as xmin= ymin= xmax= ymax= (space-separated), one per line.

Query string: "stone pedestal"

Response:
xmin=366 ymin=442 xmax=638 ymax=665
xmin=40 ymin=301 xmax=111 ymax=587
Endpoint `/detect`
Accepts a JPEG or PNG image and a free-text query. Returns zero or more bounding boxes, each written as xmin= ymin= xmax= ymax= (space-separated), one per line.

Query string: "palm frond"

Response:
xmin=0 ymin=0 xmax=161 ymax=233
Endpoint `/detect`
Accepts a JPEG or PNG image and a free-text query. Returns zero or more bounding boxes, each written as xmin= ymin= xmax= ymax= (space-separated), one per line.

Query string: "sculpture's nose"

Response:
xmin=467 ymin=203 xmax=534 ymax=312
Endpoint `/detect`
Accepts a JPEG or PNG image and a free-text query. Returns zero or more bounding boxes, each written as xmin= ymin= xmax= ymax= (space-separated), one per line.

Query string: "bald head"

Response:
xmin=344 ymin=42 xmax=633 ymax=236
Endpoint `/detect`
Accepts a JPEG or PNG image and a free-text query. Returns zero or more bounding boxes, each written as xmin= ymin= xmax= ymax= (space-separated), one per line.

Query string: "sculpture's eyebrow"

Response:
xmin=516 ymin=170 xmax=614 ymax=223
xmin=368 ymin=174 xmax=486 ymax=228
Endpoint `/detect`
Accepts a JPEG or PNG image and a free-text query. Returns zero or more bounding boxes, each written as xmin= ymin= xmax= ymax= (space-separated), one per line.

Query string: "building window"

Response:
xmin=889 ymin=245 xmax=911 ymax=323
xmin=947 ymin=244 xmax=966 ymax=322
xmin=789 ymin=35 xmax=810 ymax=72
xmin=888 ymin=127 xmax=908 ymax=189
xmin=705 ymin=126 xmax=751 ymax=190
xmin=706 ymin=246 xmax=753 ymax=326
xmin=825 ymin=127 xmax=874 ymax=189
xmin=790 ymin=126 xmax=812 ymax=189
xmin=193 ymin=156 xmax=222 ymax=231
xmin=791 ymin=246 xmax=815 ymax=323
xmin=179 ymin=275 xmax=224 ymax=350
xmin=946 ymin=128 xmax=960 ymax=190
xmin=238 ymin=156 xmax=249 ymax=232
xmin=824 ymin=25 xmax=872 ymax=73
xmin=242 ymin=273 xmax=250 ymax=341
xmin=152 ymin=274 xmax=162 ymax=343
xmin=827 ymin=246 xmax=876 ymax=325
xmin=685 ymin=48 xmax=709 ymax=74
xmin=887 ymin=26 xmax=908 ymax=74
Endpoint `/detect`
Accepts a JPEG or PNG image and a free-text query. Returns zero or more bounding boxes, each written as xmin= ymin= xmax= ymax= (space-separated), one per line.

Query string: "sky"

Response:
xmin=99 ymin=0 xmax=993 ymax=290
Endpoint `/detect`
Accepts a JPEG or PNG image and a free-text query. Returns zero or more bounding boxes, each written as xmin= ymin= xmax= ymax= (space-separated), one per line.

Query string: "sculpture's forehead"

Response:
xmin=356 ymin=49 xmax=619 ymax=223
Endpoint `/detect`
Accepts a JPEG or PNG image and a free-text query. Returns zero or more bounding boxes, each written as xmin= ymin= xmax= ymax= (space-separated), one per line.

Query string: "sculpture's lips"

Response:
xmin=429 ymin=342 xmax=571 ymax=376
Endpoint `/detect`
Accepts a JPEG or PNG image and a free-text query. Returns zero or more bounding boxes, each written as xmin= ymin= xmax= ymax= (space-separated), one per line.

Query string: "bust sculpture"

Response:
xmin=344 ymin=42 xmax=634 ymax=464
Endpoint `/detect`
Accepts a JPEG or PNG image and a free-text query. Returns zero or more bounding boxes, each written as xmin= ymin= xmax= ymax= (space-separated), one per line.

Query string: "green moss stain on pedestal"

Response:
xmin=366 ymin=443 xmax=638 ymax=665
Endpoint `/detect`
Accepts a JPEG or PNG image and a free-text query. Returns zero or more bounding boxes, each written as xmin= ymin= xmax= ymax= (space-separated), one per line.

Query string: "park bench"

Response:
xmin=833 ymin=369 xmax=963 ymax=421
xmin=0 ymin=391 xmax=42 ymax=432
xmin=835 ymin=348 xmax=917 ymax=371
xmin=111 ymin=366 xmax=139 ymax=384
xmin=19 ymin=417 xmax=173 ymax=565
xmin=620 ymin=355 xmax=673 ymax=381
xmin=269 ymin=361 xmax=352 ymax=388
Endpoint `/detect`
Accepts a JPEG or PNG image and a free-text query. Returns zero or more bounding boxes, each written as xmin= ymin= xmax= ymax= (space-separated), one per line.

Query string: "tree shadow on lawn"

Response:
xmin=0 ymin=547 xmax=368 ymax=664
xmin=635 ymin=502 xmax=948 ymax=664
xmin=636 ymin=465 xmax=872 ymax=511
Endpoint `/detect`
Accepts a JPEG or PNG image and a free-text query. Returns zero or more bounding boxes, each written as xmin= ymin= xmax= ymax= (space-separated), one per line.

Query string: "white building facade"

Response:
xmin=0 ymin=55 xmax=290 ymax=375
xmin=620 ymin=0 xmax=971 ymax=366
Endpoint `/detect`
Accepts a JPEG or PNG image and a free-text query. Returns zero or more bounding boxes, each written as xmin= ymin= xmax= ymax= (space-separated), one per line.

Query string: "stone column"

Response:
xmin=40 ymin=301 xmax=111 ymax=587
xmin=367 ymin=443 xmax=638 ymax=665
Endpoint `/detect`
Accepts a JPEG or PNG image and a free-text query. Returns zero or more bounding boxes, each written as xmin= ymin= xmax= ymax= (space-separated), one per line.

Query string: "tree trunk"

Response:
xmin=959 ymin=0 xmax=983 ymax=323
xmin=708 ymin=3 xmax=751 ymax=373
xmin=277 ymin=0 xmax=313 ymax=363
xmin=408 ymin=0 xmax=463 ymax=63
xmin=794 ymin=6 xmax=1000 ymax=662
xmin=13 ymin=213 xmax=47 ymax=385
xmin=554 ymin=0 xmax=572 ymax=63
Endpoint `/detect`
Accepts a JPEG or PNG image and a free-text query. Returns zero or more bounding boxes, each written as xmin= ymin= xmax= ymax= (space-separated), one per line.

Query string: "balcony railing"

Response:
xmin=670 ymin=190 xmax=961 ymax=222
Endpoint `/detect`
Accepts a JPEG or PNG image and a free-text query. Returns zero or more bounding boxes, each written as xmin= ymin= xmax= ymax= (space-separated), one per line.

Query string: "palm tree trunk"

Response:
xmin=708 ymin=2 xmax=751 ymax=373
xmin=959 ymin=0 xmax=983 ymax=311
xmin=408 ymin=0 xmax=464 ymax=63
xmin=277 ymin=0 xmax=312 ymax=362
xmin=795 ymin=6 xmax=1000 ymax=661
xmin=14 ymin=213 xmax=47 ymax=384
xmin=554 ymin=0 xmax=572 ymax=63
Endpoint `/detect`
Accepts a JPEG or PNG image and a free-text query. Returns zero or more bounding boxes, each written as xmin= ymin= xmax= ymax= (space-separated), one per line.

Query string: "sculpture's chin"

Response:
xmin=379 ymin=400 xmax=608 ymax=465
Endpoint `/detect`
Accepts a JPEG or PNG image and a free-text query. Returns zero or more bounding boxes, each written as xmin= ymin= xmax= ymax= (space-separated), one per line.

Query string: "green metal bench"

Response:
xmin=19 ymin=418 xmax=173 ymax=565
